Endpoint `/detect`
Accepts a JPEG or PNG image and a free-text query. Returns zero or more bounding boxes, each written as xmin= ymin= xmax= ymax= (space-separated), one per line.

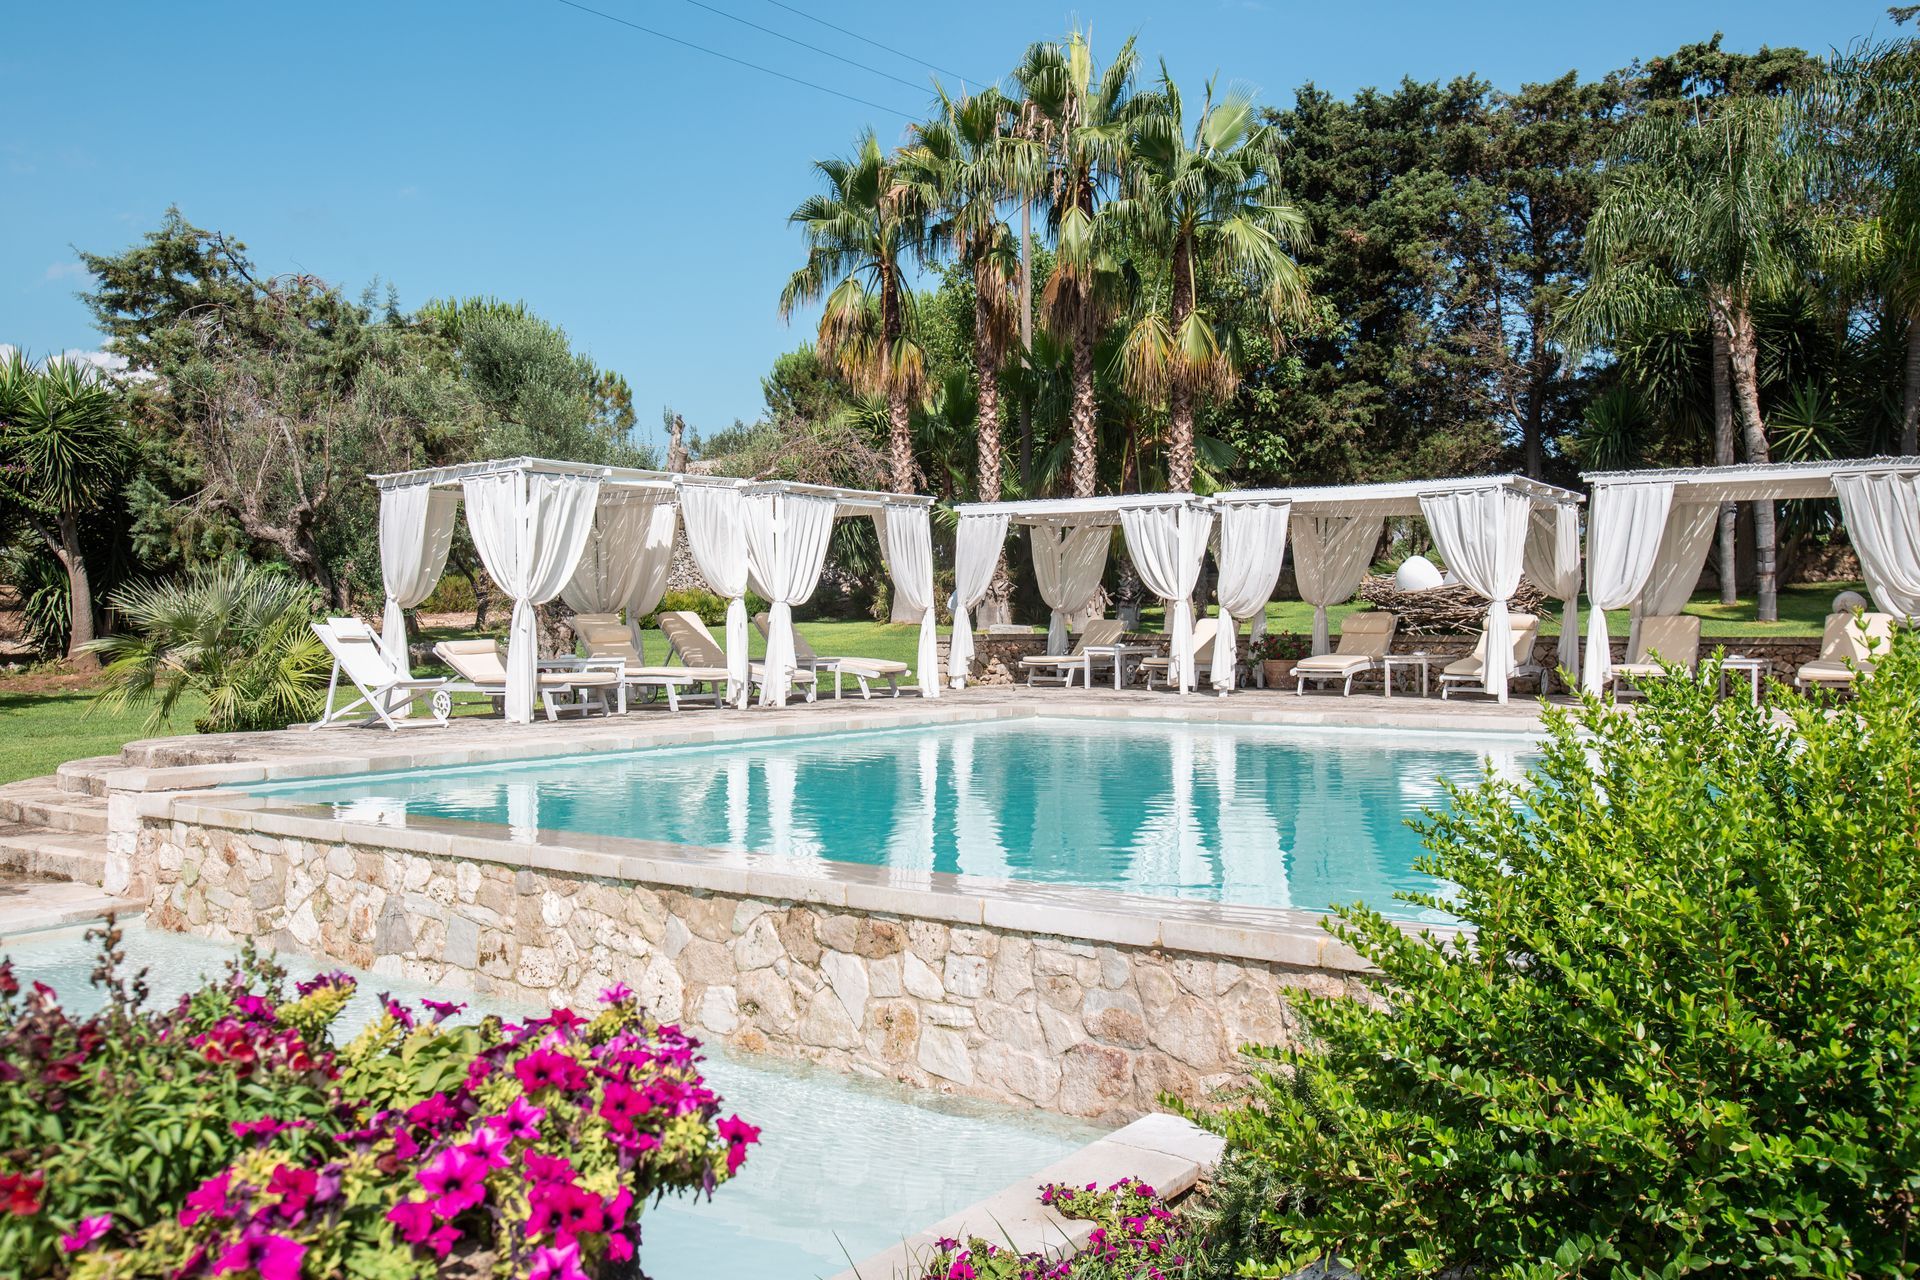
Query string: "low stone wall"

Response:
xmin=133 ymin=808 xmax=1366 ymax=1123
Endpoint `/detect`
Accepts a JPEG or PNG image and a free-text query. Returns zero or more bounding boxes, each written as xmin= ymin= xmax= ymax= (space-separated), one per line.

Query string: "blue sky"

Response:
xmin=2 ymin=1 xmax=1898 ymax=457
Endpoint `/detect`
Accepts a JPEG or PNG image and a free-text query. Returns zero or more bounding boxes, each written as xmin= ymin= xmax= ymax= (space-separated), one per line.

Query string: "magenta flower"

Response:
xmin=380 ymin=995 xmax=416 ymax=1031
xmin=421 ymin=997 xmax=466 ymax=1023
xmin=528 ymin=1183 xmax=605 ymax=1241
xmin=607 ymin=1229 xmax=635 ymax=1262
xmin=598 ymin=1080 xmax=648 ymax=1134
xmin=179 ymin=1172 xmax=232 ymax=1227
xmin=489 ymin=1095 xmax=546 ymax=1144
xmin=427 ymin=1224 xmax=462 ymax=1258
xmin=231 ymin=1116 xmax=304 ymax=1143
xmin=947 ymin=1255 xmax=977 ymax=1280
xmin=266 ymin=1164 xmax=318 ymax=1223
xmin=599 ymin=981 xmax=634 ymax=1004
xmin=214 ymin=1231 xmax=306 ymax=1280
xmin=527 ymin=1238 xmax=588 ymax=1280
xmin=386 ymin=1198 xmax=435 ymax=1244
xmin=417 ymin=1146 xmax=489 ymax=1216
xmin=59 ymin=1214 xmax=111 ymax=1253
xmin=522 ymin=1150 xmax=577 ymax=1186
xmin=405 ymin=1092 xmax=458 ymax=1130
xmin=461 ymin=1124 xmax=511 ymax=1170
xmin=718 ymin=1113 xmax=761 ymax=1175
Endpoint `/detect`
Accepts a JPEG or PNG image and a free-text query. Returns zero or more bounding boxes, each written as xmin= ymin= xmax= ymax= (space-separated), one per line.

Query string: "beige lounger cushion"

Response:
xmin=836 ymin=657 xmax=909 ymax=677
xmin=1442 ymin=614 xmax=1541 ymax=679
xmin=1292 ymin=653 xmax=1375 ymax=676
xmin=1794 ymin=658 xmax=1859 ymax=685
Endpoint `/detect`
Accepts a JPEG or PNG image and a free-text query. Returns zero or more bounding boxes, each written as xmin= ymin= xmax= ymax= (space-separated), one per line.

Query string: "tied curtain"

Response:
xmin=1580 ymin=481 xmax=1676 ymax=692
xmin=880 ymin=505 xmax=941 ymax=699
xmin=1032 ymin=524 xmax=1111 ymax=653
xmin=376 ymin=484 xmax=459 ymax=675
xmin=744 ymin=492 xmax=838 ymax=707
xmin=1120 ymin=505 xmax=1215 ymax=694
xmin=1835 ymin=471 xmax=1920 ymax=618
xmin=1292 ymin=514 xmax=1383 ymax=654
xmin=679 ymin=484 xmax=753 ymax=707
xmin=949 ymin=512 xmax=1011 ymax=688
xmin=1211 ymin=502 xmax=1292 ymax=691
xmin=1420 ymin=486 xmax=1533 ymax=702
xmin=1635 ymin=502 xmax=1721 ymax=652
xmin=1523 ymin=504 xmax=1583 ymax=681
xmin=460 ymin=471 xmax=602 ymax=723
xmin=561 ymin=490 xmax=678 ymax=658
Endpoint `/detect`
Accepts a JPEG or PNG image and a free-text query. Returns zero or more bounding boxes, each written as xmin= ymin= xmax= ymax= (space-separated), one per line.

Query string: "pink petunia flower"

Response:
xmin=718 ymin=1113 xmax=761 ymax=1175
xmin=461 ymin=1124 xmax=511 ymax=1170
xmin=405 ymin=1092 xmax=458 ymax=1130
xmin=421 ymin=998 xmax=466 ymax=1023
xmin=527 ymin=1184 xmax=605 ymax=1241
xmin=427 ymin=1224 xmax=462 ymax=1258
xmin=488 ymin=1095 xmax=547 ymax=1144
xmin=513 ymin=1049 xmax=585 ymax=1094
xmin=214 ymin=1231 xmax=306 ymax=1280
xmin=417 ymin=1146 xmax=489 ymax=1216
xmin=59 ymin=1214 xmax=111 ymax=1253
xmin=527 ymin=1238 xmax=588 ymax=1280
xmin=386 ymin=1199 xmax=435 ymax=1244
xmin=598 ymin=1080 xmax=649 ymax=1134
xmin=522 ymin=1150 xmax=576 ymax=1185
xmin=266 ymin=1164 xmax=318 ymax=1224
xmin=599 ymin=981 xmax=634 ymax=1004
xmin=607 ymin=1230 xmax=635 ymax=1262
xmin=179 ymin=1172 xmax=232 ymax=1227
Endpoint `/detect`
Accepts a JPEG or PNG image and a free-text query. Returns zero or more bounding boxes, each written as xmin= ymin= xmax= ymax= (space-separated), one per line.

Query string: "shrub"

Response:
xmin=0 ymin=924 xmax=756 ymax=1279
xmin=1194 ymin=636 xmax=1920 ymax=1278
xmin=1247 ymin=631 xmax=1308 ymax=663
xmin=644 ymin=588 xmax=768 ymax=629
xmin=914 ymin=1178 xmax=1197 ymax=1279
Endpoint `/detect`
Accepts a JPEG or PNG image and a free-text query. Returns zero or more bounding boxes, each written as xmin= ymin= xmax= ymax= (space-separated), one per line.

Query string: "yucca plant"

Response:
xmin=86 ymin=564 xmax=332 ymax=734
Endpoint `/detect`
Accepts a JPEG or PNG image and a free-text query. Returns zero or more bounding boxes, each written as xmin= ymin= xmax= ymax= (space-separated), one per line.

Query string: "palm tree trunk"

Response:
xmin=1018 ymin=197 xmax=1035 ymax=494
xmin=1068 ymin=293 xmax=1098 ymax=498
xmin=881 ymin=271 xmax=915 ymax=493
xmin=973 ymin=279 xmax=1003 ymax=504
xmin=1167 ymin=239 xmax=1197 ymax=492
xmin=51 ymin=514 xmax=99 ymax=671
xmin=1710 ymin=311 xmax=1739 ymax=605
xmin=1902 ymin=309 xmax=1920 ymax=456
xmin=1725 ymin=302 xmax=1777 ymax=622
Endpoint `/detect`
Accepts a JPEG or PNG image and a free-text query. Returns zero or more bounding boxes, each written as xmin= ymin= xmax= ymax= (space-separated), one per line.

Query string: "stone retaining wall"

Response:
xmin=133 ymin=812 xmax=1364 ymax=1123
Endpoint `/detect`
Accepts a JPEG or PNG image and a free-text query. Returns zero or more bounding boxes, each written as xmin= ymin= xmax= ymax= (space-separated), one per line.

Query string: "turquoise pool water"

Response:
xmin=246 ymin=718 xmax=1530 ymax=921
xmin=1 ymin=925 xmax=1095 ymax=1279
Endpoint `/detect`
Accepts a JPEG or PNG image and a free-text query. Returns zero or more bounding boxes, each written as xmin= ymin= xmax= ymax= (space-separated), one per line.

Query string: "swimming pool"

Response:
xmin=1 ymin=924 xmax=1096 ymax=1279
xmin=243 ymin=718 xmax=1529 ymax=922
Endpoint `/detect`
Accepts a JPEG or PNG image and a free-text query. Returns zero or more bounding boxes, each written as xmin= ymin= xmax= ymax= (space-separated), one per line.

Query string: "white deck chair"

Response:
xmin=658 ymin=611 xmax=819 ymax=703
xmin=1439 ymin=613 xmax=1544 ymax=700
xmin=1138 ymin=616 xmax=1222 ymax=691
xmin=1794 ymin=611 xmax=1895 ymax=692
xmin=432 ymin=638 xmax=622 ymax=720
xmin=311 ymin=621 xmax=451 ymax=731
xmin=573 ymin=620 xmax=726 ymax=712
xmin=1293 ymin=612 xmax=1398 ymax=696
xmin=752 ymin=612 xmax=909 ymax=699
xmin=1018 ymin=619 xmax=1127 ymax=689
xmin=1605 ymin=614 xmax=1702 ymax=700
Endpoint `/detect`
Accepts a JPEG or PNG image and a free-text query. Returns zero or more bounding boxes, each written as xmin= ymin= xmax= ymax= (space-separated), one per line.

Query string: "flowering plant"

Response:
xmin=1 ymin=925 xmax=756 ymax=1280
xmin=1247 ymin=631 xmax=1309 ymax=663
xmin=917 ymin=1179 xmax=1194 ymax=1280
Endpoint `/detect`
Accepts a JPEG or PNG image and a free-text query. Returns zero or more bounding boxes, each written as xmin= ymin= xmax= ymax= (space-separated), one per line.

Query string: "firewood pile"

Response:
xmin=1355 ymin=575 xmax=1549 ymax=635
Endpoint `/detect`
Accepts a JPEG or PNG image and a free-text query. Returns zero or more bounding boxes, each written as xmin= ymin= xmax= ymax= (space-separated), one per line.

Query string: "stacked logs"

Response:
xmin=1355 ymin=574 xmax=1550 ymax=636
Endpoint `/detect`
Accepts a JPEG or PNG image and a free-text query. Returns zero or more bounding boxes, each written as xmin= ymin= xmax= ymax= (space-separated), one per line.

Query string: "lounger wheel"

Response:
xmin=431 ymin=690 xmax=453 ymax=721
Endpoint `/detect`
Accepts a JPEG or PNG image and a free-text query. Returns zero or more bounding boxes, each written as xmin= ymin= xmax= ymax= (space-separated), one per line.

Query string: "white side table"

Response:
xmin=1720 ymin=655 xmax=1770 ymax=704
xmin=1084 ymin=643 xmax=1155 ymax=691
xmin=1382 ymin=652 xmax=1435 ymax=698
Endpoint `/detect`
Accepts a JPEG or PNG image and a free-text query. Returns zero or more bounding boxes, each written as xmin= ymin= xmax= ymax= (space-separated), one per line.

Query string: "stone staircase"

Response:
xmin=0 ymin=755 xmax=120 ymax=890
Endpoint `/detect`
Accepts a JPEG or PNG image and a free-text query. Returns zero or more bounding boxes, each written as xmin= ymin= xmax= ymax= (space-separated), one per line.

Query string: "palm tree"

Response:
xmin=781 ymin=131 xmax=930 ymax=493
xmin=0 ymin=352 xmax=129 ymax=669
xmin=1575 ymin=97 xmax=1807 ymax=619
xmin=1113 ymin=72 xmax=1312 ymax=492
xmin=1013 ymin=30 xmax=1140 ymax=497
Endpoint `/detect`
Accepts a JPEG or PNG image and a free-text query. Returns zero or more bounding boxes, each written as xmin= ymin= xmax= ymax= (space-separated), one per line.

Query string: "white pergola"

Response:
xmin=369 ymin=457 xmax=937 ymax=721
xmin=952 ymin=475 xmax=1583 ymax=702
xmin=1579 ymin=456 xmax=1920 ymax=692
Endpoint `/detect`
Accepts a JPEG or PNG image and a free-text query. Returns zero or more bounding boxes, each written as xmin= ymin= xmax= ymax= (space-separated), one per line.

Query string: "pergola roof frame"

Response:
xmin=367 ymin=455 xmax=934 ymax=513
xmin=1581 ymin=456 xmax=1920 ymax=503
xmin=1207 ymin=472 xmax=1583 ymax=518
xmin=951 ymin=492 xmax=1198 ymax=528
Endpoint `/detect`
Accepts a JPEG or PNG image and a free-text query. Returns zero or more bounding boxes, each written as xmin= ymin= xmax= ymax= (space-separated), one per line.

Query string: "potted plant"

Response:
xmin=1250 ymin=630 xmax=1310 ymax=687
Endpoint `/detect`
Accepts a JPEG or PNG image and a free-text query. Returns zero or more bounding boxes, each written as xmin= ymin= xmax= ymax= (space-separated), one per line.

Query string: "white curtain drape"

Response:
xmin=881 ymin=504 xmax=940 ymax=699
xmin=1581 ymin=481 xmax=1676 ymax=692
xmin=1120 ymin=505 xmax=1215 ymax=694
xmin=1523 ymin=504 xmax=1582 ymax=680
xmin=1210 ymin=502 xmax=1292 ymax=691
xmin=1639 ymin=502 xmax=1721 ymax=618
xmin=744 ymin=492 xmax=838 ymax=707
xmin=377 ymin=484 xmax=459 ymax=674
xmin=1292 ymin=514 xmax=1382 ymax=654
xmin=562 ymin=491 xmax=677 ymax=656
xmin=460 ymin=471 xmax=602 ymax=722
xmin=1031 ymin=524 xmax=1110 ymax=653
xmin=1420 ymin=487 xmax=1533 ymax=702
xmin=949 ymin=512 xmax=1011 ymax=687
xmin=679 ymin=484 xmax=753 ymax=706
xmin=1835 ymin=471 xmax=1920 ymax=619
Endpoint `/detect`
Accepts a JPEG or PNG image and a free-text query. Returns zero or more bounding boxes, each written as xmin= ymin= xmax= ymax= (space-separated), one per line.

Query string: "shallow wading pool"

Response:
xmin=240 ymin=718 xmax=1534 ymax=921
xmin=1 ymin=925 xmax=1098 ymax=1279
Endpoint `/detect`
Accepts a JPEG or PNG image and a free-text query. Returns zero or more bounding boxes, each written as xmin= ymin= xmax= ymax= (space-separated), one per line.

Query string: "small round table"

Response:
xmin=1382 ymin=652 xmax=1435 ymax=698
xmin=1720 ymin=655 xmax=1771 ymax=704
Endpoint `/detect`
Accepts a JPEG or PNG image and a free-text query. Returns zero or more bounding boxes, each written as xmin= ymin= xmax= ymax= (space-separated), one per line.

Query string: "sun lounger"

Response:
xmin=1794 ymin=611 xmax=1895 ymax=692
xmin=311 ymin=620 xmax=451 ymax=731
xmin=1018 ymin=619 xmax=1127 ymax=689
xmin=658 ymin=611 xmax=819 ymax=703
xmin=1294 ymin=611 xmax=1397 ymax=696
xmin=572 ymin=620 xmax=726 ymax=712
xmin=1606 ymin=614 xmax=1702 ymax=699
xmin=1138 ymin=616 xmax=1222 ymax=691
xmin=1439 ymin=613 xmax=1544 ymax=700
xmin=432 ymin=638 xmax=622 ymax=720
xmin=752 ymin=613 xmax=909 ymax=700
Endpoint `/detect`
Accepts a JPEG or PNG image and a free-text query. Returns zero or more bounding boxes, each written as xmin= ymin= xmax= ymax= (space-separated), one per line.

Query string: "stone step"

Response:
xmin=0 ymin=879 xmax=143 ymax=945
xmin=0 ymin=824 xmax=109 ymax=886
xmin=0 ymin=782 xmax=108 ymax=835
xmin=56 ymin=756 xmax=126 ymax=797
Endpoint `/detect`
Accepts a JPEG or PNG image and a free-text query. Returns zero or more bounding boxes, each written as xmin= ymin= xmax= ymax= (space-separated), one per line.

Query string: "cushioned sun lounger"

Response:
xmin=1794 ymin=610 xmax=1895 ymax=692
xmin=1605 ymin=614 xmax=1701 ymax=699
xmin=1018 ymin=619 xmax=1126 ymax=689
xmin=432 ymin=638 xmax=622 ymax=720
xmin=1293 ymin=612 xmax=1397 ymax=696
xmin=1138 ymin=616 xmax=1222 ymax=691
xmin=572 ymin=620 xmax=726 ymax=712
xmin=753 ymin=613 xmax=909 ymax=700
xmin=659 ymin=611 xmax=819 ymax=703
xmin=1439 ymin=613 xmax=1543 ymax=700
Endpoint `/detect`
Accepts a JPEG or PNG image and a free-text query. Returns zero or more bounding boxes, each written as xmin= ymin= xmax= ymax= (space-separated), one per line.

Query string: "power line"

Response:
xmin=758 ymin=0 xmax=984 ymax=87
xmin=548 ymin=0 xmax=916 ymax=120
xmin=674 ymin=0 xmax=930 ymax=94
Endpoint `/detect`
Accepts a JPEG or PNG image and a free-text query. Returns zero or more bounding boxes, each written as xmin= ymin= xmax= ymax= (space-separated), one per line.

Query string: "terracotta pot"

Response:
xmin=1261 ymin=659 xmax=1293 ymax=687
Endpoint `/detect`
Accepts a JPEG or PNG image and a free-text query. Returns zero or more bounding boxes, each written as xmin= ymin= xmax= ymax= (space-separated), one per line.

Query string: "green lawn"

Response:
xmin=0 ymin=687 xmax=211 ymax=786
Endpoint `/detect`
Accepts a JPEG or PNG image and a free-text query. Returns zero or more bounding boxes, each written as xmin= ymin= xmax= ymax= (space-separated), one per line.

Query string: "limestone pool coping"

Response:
xmin=827 ymin=1111 xmax=1225 ymax=1280
xmin=120 ymin=701 xmax=1525 ymax=969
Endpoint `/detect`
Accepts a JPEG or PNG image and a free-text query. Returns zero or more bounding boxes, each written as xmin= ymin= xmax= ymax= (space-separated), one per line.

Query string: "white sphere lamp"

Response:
xmin=1394 ymin=554 xmax=1445 ymax=593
